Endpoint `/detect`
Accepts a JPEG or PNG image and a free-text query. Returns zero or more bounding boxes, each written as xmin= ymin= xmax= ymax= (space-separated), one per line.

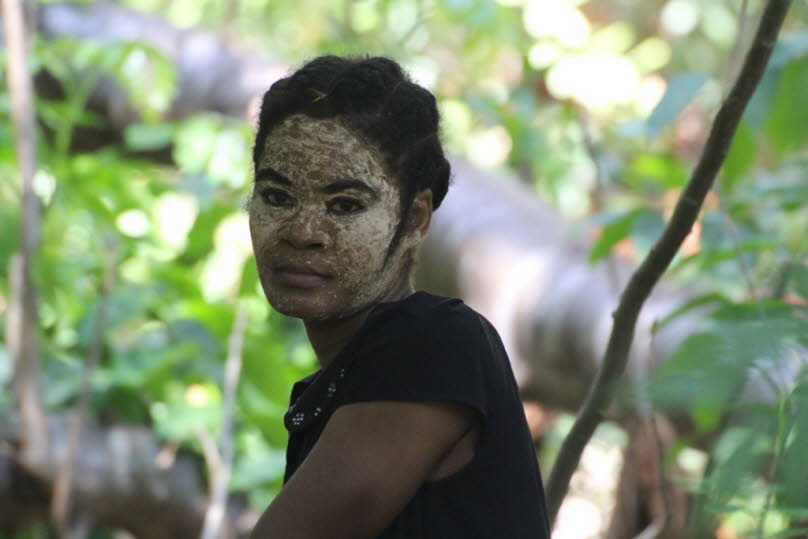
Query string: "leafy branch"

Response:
xmin=545 ymin=0 xmax=794 ymax=524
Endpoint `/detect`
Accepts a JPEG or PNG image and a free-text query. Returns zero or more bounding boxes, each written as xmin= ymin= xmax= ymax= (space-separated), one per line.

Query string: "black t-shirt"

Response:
xmin=282 ymin=291 xmax=551 ymax=538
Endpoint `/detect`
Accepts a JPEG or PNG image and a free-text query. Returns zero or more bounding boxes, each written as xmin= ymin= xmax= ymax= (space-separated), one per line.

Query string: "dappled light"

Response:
xmin=116 ymin=208 xmax=151 ymax=238
xmin=660 ymin=0 xmax=702 ymax=38
xmin=523 ymin=1 xmax=591 ymax=48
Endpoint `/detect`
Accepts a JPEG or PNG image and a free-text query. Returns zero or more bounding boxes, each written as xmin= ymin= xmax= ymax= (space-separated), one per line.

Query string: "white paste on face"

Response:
xmin=249 ymin=114 xmax=419 ymax=320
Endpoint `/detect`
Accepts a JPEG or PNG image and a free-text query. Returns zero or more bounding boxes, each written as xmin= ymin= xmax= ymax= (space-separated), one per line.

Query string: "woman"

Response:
xmin=248 ymin=55 xmax=550 ymax=538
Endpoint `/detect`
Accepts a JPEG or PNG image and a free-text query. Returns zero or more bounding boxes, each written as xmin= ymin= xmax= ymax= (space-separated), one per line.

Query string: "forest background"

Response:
xmin=2 ymin=0 xmax=808 ymax=537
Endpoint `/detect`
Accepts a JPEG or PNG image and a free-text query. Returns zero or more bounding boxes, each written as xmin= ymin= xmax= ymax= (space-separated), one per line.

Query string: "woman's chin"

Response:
xmin=267 ymin=289 xmax=377 ymax=323
xmin=267 ymin=290 xmax=340 ymax=321
xmin=269 ymin=300 xmax=323 ymax=320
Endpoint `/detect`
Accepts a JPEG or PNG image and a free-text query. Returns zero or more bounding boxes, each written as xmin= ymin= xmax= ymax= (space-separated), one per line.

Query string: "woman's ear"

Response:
xmin=408 ymin=189 xmax=433 ymax=240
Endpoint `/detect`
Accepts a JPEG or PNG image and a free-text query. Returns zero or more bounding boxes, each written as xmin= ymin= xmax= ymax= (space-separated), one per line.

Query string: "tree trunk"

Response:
xmin=0 ymin=415 xmax=248 ymax=538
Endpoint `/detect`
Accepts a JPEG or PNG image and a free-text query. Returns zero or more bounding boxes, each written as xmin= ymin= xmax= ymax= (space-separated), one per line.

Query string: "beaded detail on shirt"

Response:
xmin=284 ymin=367 xmax=346 ymax=432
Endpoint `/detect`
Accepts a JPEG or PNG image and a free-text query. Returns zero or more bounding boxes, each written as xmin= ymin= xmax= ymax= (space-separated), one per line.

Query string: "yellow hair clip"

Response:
xmin=308 ymin=88 xmax=327 ymax=102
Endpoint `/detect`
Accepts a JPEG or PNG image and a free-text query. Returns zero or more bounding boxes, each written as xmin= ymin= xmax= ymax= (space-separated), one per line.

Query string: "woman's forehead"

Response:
xmin=259 ymin=114 xmax=393 ymax=188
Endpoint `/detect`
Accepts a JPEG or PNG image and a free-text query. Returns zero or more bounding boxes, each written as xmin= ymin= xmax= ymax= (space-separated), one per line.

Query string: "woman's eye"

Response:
xmin=328 ymin=198 xmax=365 ymax=215
xmin=260 ymin=189 xmax=293 ymax=207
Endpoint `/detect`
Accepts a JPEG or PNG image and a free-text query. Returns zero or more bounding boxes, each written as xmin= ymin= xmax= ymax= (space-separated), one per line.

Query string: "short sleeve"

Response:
xmin=338 ymin=308 xmax=489 ymax=430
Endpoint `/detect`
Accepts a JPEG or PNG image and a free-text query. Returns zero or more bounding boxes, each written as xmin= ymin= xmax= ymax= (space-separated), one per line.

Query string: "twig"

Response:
xmin=51 ymin=247 xmax=117 ymax=537
xmin=394 ymin=2 xmax=428 ymax=49
xmin=716 ymin=185 xmax=766 ymax=315
xmin=724 ymin=0 xmax=752 ymax=89
xmin=577 ymin=107 xmax=622 ymax=293
xmin=756 ymin=389 xmax=794 ymax=538
xmin=197 ymin=426 xmax=222 ymax=489
xmin=770 ymin=222 xmax=808 ymax=300
xmin=222 ymin=0 xmax=240 ymax=42
xmin=3 ymin=0 xmax=49 ymax=468
xmin=545 ymin=0 xmax=793 ymax=525
xmin=199 ymin=303 xmax=248 ymax=539
xmin=634 ymin=521 xmax=662 ymax=539
xmin=639 ymin=328 xmax=672 ymax=537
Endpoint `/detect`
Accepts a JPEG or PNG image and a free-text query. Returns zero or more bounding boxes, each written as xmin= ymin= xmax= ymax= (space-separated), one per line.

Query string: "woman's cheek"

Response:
xmin=333 ymin=222 xmax=385 ymax=277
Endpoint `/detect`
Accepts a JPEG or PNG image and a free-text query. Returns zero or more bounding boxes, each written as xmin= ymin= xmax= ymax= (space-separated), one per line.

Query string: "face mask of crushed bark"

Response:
xmin=249 ymin=114 xmax=418 ymax=320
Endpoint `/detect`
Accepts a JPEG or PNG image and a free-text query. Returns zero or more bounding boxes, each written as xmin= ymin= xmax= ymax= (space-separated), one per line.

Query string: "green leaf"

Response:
xmin=93 ymin=386 xmax=150 ymax=422
xmin=170 ymin=318 xmax=222 ymax=360
xmin=721 ymin=119 xmax=755 ymax=190
xmin=77 ymin=285 xmax=155 ymax=347
xmin=151 ymin=400 xmax=221 ymax=442
xmin=778 ymin=379 xmax=808 ymax=507
xmin=241 ymin=335 xmax=295 ymax=408
xmin=207 ymin=127 xmax=251 ymax=188
xmin=153 ymin=264 xmax=203 ymax=300
xmin=651 ymin=318 xmax=804 ymax=420
xmin=629 ymin=210 xmax=665 ymax=254
xmin=180 ymin=203 xmax=231 ymax=264
xmin=654 ymin=292 xmax=730 ymax=332
xmin=239 ymin=256 xmax=260 ymax=297
xmin=769 ymin=528 xmax=808 ymax=539
xmin=755 ymin=182 xmax=808 ymax=212
xmin=173 ymin=115 xmax=221 ymax=173
xmin=715 ymin=317 xmax=806 ymax=361
xmin=0 ymin=204 xmax=20 ymax=271
xmin=124 ymin=123 xmax=174 ymax=151
xmin=651 ymin=332 xmax=736 ymax=418
xmin=41 ymin=353 xmax=83 ymax=408
xmin=769 ymin=30 xmax=808 ymax=70
xmin=628 ymin=153 xmax=689 ymax=189
xmin=705 ymin=421 xmax=769 ymax=505
xmin=230 ymin=445 xmax=286 ymax=490
xmin=108 ymin=43 xmax=177 ymax=123
xmin=671 ymin=237 xmax=777 ymax=274
xmin=238 ymin=381 xmax=289 ymax=447
xmin=589 ymin=209 xmax=643 ymax=262
xmin=767 ymin=56 xmax=808 ymax=154
xmin=789 ymin=265 xmax=808 ymax=302
xmin=645 ymin=72 xmax=709 ymax=139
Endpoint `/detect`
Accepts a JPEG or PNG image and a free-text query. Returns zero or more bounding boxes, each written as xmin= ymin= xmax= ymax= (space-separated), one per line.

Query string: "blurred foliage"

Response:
xmin=2 ymin=0 xmax=808 ymax=536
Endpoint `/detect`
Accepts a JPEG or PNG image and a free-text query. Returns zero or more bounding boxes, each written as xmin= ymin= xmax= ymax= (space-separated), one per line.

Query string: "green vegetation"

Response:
xmin=2 ymin=0 xmax=808 ymax=536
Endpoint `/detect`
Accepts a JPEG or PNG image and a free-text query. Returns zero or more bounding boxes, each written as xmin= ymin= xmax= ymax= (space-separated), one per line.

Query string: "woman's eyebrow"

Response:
xmin=256 ymin=168 xmax=379 ymax=200
xmin=321 ymin=180 xmax=379 ymax=200
xmin=255 ymin=167 xmax=291 ymax=186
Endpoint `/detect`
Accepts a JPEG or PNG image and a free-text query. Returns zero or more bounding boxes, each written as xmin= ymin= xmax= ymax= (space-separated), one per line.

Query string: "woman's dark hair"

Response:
xmin=252 ymin=55 xmax=451 ymax=257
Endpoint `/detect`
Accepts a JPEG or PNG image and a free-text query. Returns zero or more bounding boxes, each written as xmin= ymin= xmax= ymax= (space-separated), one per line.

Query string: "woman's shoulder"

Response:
xmin=363 ymin=291 xmax=496 ymax=351
xmin=367 ymin=291 xmax=478 ymax=330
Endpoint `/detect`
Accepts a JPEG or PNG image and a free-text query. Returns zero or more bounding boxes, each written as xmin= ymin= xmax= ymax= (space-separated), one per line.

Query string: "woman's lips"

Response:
xmin=272 ymin=267 xmax=332 ymax=289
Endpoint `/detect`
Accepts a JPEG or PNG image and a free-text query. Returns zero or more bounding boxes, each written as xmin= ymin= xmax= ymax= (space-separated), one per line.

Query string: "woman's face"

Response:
xmin=249 ymin=114 xmax=415 ymax=320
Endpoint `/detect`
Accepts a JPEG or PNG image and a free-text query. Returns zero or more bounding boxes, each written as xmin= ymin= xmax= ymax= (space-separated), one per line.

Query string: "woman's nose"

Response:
xmin=283 ymin=211 xmax=329 ymax=249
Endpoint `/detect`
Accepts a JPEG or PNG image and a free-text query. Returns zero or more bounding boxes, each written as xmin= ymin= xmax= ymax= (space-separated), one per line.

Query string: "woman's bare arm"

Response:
xmin=250 ymin=400 xmax=475 ymax=539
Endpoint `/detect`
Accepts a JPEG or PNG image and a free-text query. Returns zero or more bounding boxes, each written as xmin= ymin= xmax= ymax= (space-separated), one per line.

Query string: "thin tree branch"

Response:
xmin=714 ymin=185 xmax=767 ymax=318
xmin=3 ymin=0 xmax=48 ymax=469
xmin=222 ymin=0 xmax=240 ymax=42
xmin=724 ymin=0 xmax=751 ymax=90
xmin=757 ymin=390 xmax=794 ymax=538
xmin=545 ymin=0 xmax=793 ymax=525
xmin=51 ymin=246 xmax=117 ymax=537
xmin=638 ymin=329 xmax=672 ymax=538
xmin=577 ymin=107 xmax=622 ymax=293
xmin=199 ymin=303 xmax=248 ymax=539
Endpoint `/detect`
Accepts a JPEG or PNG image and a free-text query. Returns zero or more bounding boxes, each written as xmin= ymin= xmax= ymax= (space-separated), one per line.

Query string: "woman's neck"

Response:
xmin=304 ymin=282 xmax=414 ymax=369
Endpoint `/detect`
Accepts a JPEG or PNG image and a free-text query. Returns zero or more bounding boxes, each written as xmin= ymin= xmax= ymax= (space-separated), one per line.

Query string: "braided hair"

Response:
xmin=252 ymin=55 xmax=451 ymax=260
